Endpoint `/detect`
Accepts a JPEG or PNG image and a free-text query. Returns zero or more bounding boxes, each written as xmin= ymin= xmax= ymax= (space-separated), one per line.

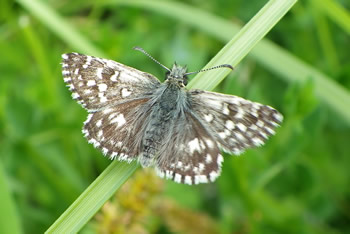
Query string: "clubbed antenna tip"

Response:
xmin=184 ymin=63 xmax=234 ymax=76
xmin=221 ymin=64 xmax=234 ymax=70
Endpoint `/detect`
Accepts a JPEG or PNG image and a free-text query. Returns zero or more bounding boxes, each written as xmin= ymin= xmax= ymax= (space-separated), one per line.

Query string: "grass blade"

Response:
xmin=17 ymin=0 xmax=105 ymax=57
xmin=0 ymin=163 xmax=23 ymax=234
xmin=45 ymin=161 xmax=139 ymax=233
xmin=45 ymin=1 xmax=295 ymax=230
xmin=114 ymin=0 xmax=350 ymax=124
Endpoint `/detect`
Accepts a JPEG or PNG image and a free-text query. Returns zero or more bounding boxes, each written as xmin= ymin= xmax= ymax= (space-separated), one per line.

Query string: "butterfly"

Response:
xmin=61 ymin=47 xmax=283 ymax=185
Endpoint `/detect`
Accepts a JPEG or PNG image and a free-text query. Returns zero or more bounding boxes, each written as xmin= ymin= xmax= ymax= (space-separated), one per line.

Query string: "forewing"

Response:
xmin=83 ymin=98 xmax=152 ymax=162
xmin=189 ymin=90 xmax=283 ymax=155
xmin=61 ymin=53 xmax=160 ymax=111
xmin=155 ymin=111 xmax=223 ymax=185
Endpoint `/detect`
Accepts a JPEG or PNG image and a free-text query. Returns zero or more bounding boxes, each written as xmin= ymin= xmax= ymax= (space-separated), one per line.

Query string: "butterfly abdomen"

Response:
xmin=140 ymin=84 xmax=183 ymax=167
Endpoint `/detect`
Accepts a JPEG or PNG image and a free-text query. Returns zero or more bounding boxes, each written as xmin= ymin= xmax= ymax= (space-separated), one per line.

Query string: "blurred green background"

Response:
xmin=1 ymin=0 xmax=350 ymax=233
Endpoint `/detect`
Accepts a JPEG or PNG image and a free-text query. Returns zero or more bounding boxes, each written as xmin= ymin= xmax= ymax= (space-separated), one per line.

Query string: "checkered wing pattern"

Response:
xmin=62 ymin=51 xmax=283 ymax=185
xmin=154 ymin=111 xmax=223 ymax=185
xmin=189 ymin=90 xmax=283 ymax=155
xmin=62 ymin=53 xmax=160 ymax=111
xmin=62 ymin=53 xmax=160 ymax=162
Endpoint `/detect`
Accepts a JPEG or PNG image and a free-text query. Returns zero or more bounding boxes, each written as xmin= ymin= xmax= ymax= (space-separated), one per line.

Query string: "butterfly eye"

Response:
xmin=183 ymin=76 xmax=188 ymax=86
xmin=165 ymin=71 xmax=170 ymax=80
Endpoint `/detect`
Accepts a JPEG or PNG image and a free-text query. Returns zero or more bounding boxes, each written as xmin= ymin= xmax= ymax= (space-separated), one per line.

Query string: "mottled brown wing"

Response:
xmin=62 ymin=53 xmax=160 ymax=111
xmin=189 ymin=90 xmax=283 ymax=155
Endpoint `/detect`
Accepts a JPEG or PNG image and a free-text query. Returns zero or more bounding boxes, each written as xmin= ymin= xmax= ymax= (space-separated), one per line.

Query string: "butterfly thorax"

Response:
xmin=140 ymin=66 xmax=189 ymax=167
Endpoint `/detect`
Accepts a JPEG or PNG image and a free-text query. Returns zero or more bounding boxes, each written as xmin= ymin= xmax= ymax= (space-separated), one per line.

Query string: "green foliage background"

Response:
xmin=0 ymin=0 xmax=349 ymax=233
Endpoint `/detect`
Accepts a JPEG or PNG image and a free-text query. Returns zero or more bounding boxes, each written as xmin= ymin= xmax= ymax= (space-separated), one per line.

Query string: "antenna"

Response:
xmin=133 ymin=46 xmax=234 ymax=75
xmin=133 ymin=46 xmax=171 ymax=72
xmin=184 ymin=64 xmax=233 ymax=76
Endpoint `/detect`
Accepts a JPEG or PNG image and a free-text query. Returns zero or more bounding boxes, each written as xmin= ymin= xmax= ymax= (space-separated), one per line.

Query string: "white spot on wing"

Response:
xmin=108 ymin=113 xmax=116 ymax=119
xmin=223 ymin=103 xmax=230 ymax=115
xmin=195 ymin=175 xmax=208 ymax=184
xmin=252 ymin=137 xmax=264 ymax=146
xmin=260 ymin=132 xmax=268 ymax=139
xmin=233 ymin=148 xmax=242 ymax=155
xmin=84 ymin=114 xmax=93 ymax=124
xmin=165 ymin=170 xmax=173 ymax=179
xmin=217 ymin=154 xmax=223 ymax=166
xmin=103 ymin=108 xmax=113 ymax=114
xmin=87 ymin=80 xmax=96 ymax=86
xmin=106 ymin=60 xmax=116 ymax=68
xmin=156 ymin=168 xmax=165 ymax=178
xmin=110 ymin=114 xmax=126 ymax=127
xmin=98 ymin=83 xmax=107 ymax=92
xmin=176 ymin=161 xmax=183 ymax=169
xmin=234 ymin=132 xmax=245 ymax=141
xmin=218 ymin=132 xmax=227 ymax=139
xmin=265 ymin=127 xmax=275 ymax=135
xmin=206 ymin=154 xmax=212 ymax=164
xmin=188 ymin=138 xmax=201 ymax=153
xmin=235 ymin=108 xmax=245 ymax=119
xmin=96 ymin=67 xmax=103 ymax=79
xmin=96 ymin=119 xmax=102 ymax=127
xmin=110 ymin=71 xmax=119 ymax=82
xmin=85 ymin=56 xmax=92 ymax=66
xmin=84 ymin=89 xmax=92 ymax=94
xmin=100 ymin=96 xmax=107 ymax=102
xmin=257 ymin=120 xmax=264 ymax=128
xmin=174 ymin=173 xmax=182 ymax=183
xmin=250 ymin=124 xmax=258 ymax=131
xmin=204 ymin=114 xmax=213 ymax=122
xmin=225 ymin=120 xmax=235 ymax=130
xmin=121 ymin=88 xmax=132 ymax=98
xmin=98 ymin=93 xmax=108 ymax=102
xmin=102 ymin=147 xmax=108 ymax=155
xmin=88 ymin=138 xmax=100 ymax=147
xmin=184 ymin=176 xmax=192 ymax=185
xmin=198 ymin=163 xmax=205 ymax=172
xmin=209 ymin=171 xmax=219 ymax=182
xmin=72 ymin=93 xmax=79 ymax=99
xmin=205 ymin=139 xmax=214 ymax=149
xmin=111 ymin=152 xmax=118 ymax=159
xmin=274 ymin=113 xmax=283 ymax=122
xmin=237 ymin=123 xmax=247 ymax=132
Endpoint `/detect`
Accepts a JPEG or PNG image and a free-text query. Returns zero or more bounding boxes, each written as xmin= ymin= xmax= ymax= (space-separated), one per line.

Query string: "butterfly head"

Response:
xmin=133 ymin=46 xmax=234 ymax=88
xmin=165 ymin=63 xmax=188 ymax=87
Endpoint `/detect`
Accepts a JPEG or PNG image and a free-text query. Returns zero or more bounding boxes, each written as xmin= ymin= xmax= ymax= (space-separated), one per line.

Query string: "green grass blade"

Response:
xmin=17 ymin=0 xmax=105 ymax=57
xmin=15 ymin=0 xmax=296 ymax=232
xmin=0 ymin=163 xmax=23 ymax=234
xmin=45 ymin=161 xmax=139 ymax=233
xmin=44 ymin=1 xmax=295 ymax=231
xmin=114 ymin=0 xmax=350 ymax=124
xmin=317 ymin=0 xmax=350 ymax=34
xmin=253 ymin=40 xmax=350 ymax=123
xmin=111 ymin=0 xmax=297 ymax=90
xmin=187 ymin=0 xmax=298 ymax=90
